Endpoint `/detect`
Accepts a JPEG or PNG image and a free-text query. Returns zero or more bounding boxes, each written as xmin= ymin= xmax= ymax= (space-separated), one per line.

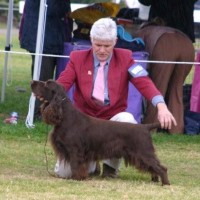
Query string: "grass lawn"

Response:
xmin=0 ymin=27 xmax=200 ymax=200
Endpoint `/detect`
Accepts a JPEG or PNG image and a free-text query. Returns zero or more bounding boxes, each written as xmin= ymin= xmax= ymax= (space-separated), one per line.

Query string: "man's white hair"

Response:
xmin=90 ymin=18 xmax=117 ymax=42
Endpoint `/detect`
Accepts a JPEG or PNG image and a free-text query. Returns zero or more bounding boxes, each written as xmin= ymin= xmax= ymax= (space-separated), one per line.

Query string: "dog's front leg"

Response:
xmin=70 ymin=153 xmax=88 ymax=180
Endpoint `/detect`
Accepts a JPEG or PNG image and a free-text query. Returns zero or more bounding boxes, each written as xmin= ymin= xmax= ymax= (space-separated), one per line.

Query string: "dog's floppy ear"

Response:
xmin=42 ymin=95 xmax=64 ymax=125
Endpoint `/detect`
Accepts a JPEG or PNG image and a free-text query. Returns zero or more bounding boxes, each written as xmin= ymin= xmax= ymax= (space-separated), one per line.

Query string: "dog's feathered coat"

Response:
xmin=31 ymin=80 xmax=170 ymax=185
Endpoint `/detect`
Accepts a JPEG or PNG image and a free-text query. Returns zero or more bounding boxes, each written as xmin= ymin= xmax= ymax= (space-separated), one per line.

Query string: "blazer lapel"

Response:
xmin=80 ymin=50 xmax=94 ymax=100
xmin=107 ymin=57 xmax=122 ymax=106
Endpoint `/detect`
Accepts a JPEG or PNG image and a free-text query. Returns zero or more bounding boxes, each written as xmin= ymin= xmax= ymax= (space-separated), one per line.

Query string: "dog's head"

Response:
xmin=31 ymin=80 xmax=66 ymax=102
xmin=31 ymin=80 xmax=67 ymax=125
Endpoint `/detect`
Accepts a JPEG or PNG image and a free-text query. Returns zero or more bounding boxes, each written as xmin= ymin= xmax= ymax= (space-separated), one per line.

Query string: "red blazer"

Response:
xmin=57 ymin=48 xmax=161 ymax=119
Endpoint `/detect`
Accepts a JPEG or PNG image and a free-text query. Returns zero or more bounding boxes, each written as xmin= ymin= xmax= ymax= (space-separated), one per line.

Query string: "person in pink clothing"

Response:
xmin=55 ymin=17 xmax=177 ymax=179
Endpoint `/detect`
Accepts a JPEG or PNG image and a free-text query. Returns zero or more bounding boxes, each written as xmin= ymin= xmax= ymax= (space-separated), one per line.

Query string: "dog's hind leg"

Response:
xmin=142 ymin=157 xmax=170 ymax=186
xmin=151 ymin=173 xmax=159 ymax=182
xmin=149 ymin=162 xmax=170 ymax=186
xmin=130 ymin=155 xmax=170 ymax=185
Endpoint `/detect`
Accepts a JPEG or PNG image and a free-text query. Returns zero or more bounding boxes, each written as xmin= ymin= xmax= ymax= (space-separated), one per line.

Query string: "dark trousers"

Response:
xmin=31 ymin=55 xmax=57 ymax=118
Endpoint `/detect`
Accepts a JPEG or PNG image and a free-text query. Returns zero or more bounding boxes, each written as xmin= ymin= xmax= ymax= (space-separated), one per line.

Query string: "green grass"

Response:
xmin=1 ymin=127 xmax=200 ymax=200
xmin=1 ymin=28 xmax=200 ymax=199
xmin=0 ymin=28 xmax=32 ymax=118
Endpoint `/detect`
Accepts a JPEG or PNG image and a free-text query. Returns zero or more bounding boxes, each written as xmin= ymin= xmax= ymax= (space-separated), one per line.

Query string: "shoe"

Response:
xmin=102 ymin=164 xmax=118 ymax=178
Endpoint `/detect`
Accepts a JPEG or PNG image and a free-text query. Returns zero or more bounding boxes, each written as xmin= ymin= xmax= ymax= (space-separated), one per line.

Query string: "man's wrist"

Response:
xmin=151 ymin=95 xmax=165 ymax=107
xmin=156 ymin=102 xmax=167 ymax=109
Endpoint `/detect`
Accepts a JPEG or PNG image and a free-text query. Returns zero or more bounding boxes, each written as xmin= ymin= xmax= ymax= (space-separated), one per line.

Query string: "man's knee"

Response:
xmin=110 ymin=112 xmax=137 ymax=124
xmin=54 ymin=160 xmax=97 ymax=179
xmin=54 ymin=159 xmax=72 ymax=179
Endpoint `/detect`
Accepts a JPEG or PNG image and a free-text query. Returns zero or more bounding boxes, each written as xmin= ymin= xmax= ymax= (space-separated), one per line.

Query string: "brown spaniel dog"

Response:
xmin=31 ymin=80 xmax=170 ymax=185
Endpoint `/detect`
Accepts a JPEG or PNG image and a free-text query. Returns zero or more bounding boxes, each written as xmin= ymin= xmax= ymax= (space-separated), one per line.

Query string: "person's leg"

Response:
xmin=102 ymin=112 xmax=137 ymax=178
xmin=32 ymin=56 xmax=57 ymax=120
xmin=31 ymin=55 xmax=35 ymax=78
xmin=165 ymin=34 xmax=194 ymax=133
xmin=31 ymin=55 xmax=41 ymax=120
xmin=142 ymin=61 xmax=174 ymax=126
xmin=142 ymin=33 xmax=177 ymax=131
xmin=166 ymin=64 xmax=192 ymax=133
xmin=143 ymin=33 xmax=194 ymax=134
xmin=31 ymin=55 xmax=56 ymax=80
xmin=39 ymin=56 xmax=56 ymax=81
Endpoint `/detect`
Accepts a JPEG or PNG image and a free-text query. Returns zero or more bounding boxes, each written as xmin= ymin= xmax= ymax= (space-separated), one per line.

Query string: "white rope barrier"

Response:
xmin=0 ymin=49 xmax=199 ymax=65
xmin=0 ymin=49 xmax=70 ymax=59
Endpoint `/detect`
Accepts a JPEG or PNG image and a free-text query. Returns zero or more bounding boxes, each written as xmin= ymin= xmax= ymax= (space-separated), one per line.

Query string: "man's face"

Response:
xmin=91 ymin=38 xmax=116 ymax=62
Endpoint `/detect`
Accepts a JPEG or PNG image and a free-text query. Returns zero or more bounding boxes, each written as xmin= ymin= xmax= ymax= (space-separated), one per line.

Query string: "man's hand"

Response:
xmin=157 ymin=102 xmax=177 ymax=129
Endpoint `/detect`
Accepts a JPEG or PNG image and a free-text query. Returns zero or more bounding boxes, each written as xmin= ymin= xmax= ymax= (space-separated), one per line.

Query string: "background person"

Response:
xmin=138 ymin=0 xmax=197 ymax=42
xmin=55 ymin=17 xmax=177 ymax=179
xmin=136 ymin=24 xmax=195 ymax=134
xmin=19 ymin=0 xmax=72 ymax=120
xmin=137 ymin=0 xmax=196 ymax=134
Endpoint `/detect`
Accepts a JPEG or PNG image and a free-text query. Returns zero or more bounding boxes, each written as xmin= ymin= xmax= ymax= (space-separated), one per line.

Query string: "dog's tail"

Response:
xmin=144 ymin=122 xmax=161 ymax=132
